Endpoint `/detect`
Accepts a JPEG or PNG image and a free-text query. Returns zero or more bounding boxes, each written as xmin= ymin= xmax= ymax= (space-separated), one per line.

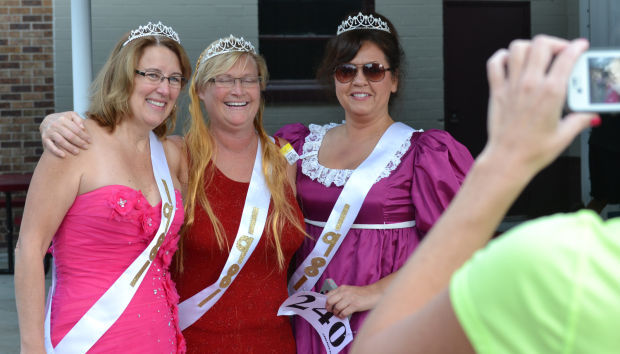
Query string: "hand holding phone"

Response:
xmin=568 ymin=49 xmax=620 ymax=112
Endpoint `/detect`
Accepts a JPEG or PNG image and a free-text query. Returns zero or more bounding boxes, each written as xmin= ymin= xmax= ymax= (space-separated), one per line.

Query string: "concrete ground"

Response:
xmin=0 ymin=253 xmax=50 ymax=353
xmin=0 ymin=273 xmax=20 ymax=353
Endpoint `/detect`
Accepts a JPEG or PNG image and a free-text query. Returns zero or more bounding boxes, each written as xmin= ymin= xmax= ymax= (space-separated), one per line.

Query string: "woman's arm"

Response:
xmin=40 ymin=111 xmax=91 ymax=157
xmin=15 ymin=151 xmax=82 ymax=353
xmin=352 ymin=36 xmax=595 ymax=353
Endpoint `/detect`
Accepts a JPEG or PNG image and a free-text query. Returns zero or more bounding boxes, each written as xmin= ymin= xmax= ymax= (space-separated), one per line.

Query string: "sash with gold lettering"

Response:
xmin=288 ymin=122 xmax=415 ymax=294
xmin=178 ymin=138 xmax=271 ymax=330
xmin=44 ymin=131 xmax=177 ymax=353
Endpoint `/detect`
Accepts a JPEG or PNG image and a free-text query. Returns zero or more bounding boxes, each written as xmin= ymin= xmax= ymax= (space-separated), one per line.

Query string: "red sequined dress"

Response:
xmin=175 ymin=166 xmax=304 ymax=353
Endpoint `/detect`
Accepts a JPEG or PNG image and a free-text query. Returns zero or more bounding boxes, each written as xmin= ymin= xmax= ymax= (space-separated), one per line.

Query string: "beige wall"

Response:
xmin=53 ymin=0 xmax=259 ymax=133
xmin=53 ymin=0 xmax=581 ymax=136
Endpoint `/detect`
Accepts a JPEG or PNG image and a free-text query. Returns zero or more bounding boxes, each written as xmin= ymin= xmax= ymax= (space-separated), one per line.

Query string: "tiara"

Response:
xmin=122 ymin=21 xmax=180 ymax=47
xmin=202 ymin=35 xmax=256 ymax=62
xmin=337 ymin=12 xmax=391 ymax=35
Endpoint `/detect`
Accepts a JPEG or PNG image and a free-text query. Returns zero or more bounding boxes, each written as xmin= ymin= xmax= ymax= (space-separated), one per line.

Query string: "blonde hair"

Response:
xmin=87 ymin=34 xmax=191 ymax=137
xmin=182 ymin=42 xmax=304 ymax=270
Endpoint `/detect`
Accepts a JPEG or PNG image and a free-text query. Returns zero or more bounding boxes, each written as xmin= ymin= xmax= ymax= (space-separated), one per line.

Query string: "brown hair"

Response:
xmin=317 ymin=11 xmax=404 ymax=99
xmin=87 ymin=34 xmax=191 ymax=137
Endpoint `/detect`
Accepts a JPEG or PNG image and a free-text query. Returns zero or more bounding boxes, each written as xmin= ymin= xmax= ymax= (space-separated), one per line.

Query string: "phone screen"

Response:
xmin=588 ymin=57 xmax=620 ymax=104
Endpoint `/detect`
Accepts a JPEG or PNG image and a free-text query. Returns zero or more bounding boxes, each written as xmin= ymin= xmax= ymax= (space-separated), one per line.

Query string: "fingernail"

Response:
xmin=590 ymin=115 xmax=602 ymax=127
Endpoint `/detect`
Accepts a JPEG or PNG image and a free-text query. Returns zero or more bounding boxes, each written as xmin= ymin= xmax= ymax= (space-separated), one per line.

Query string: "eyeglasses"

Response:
xmin=208 ymin=75 xmax=262 ymax=88
xmin=135 ymin=70 xmax=186 ymax=88
xmin=333 ymin=63 xmax=393 ymax=83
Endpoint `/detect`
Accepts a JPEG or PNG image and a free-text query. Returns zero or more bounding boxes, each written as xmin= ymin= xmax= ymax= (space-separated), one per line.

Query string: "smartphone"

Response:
xmin=568 ymin=49 xmax=620 ymax=112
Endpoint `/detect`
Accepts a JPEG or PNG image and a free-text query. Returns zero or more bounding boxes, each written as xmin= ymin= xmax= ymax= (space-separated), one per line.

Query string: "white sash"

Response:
xmin=178 ymin=138 xmax=271 ymax=330
xmin=44 ymin=131 xmax=177 ymax=353
xmin=288 ymin=122 xmax=415 ymax=294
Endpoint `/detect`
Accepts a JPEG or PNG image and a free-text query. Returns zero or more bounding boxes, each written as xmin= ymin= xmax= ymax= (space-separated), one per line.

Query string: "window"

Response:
xmin=258 ymin=0 xmax=374 ymax=102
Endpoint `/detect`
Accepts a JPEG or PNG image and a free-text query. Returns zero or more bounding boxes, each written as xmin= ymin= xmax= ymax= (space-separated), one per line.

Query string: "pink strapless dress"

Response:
xmin=49 ymin=185 xmax=186 ymax=353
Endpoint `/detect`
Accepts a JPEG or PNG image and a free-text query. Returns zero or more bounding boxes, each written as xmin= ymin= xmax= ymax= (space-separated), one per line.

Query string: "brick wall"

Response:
xmin=0 ymin=0 xmax=54 ymax=174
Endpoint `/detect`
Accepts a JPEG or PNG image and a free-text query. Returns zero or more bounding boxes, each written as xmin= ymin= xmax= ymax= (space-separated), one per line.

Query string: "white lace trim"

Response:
xmin=300 ymin=122 xmax=415 ymax=187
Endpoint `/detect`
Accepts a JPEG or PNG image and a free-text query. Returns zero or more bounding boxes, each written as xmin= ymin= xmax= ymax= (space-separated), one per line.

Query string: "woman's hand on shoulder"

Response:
xmin=40 ymin=111 xmax=91 ymax=158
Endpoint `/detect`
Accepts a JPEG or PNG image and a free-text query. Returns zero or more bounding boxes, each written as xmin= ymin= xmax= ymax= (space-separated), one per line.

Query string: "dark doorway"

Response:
xmin=443 ymin=1 xmax=581 ymax=217
xmin=443 ymin=1 xmax=530 ymax=158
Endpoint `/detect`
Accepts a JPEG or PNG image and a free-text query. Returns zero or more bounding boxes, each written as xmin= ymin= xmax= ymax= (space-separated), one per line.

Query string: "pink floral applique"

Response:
xmin=158 ymin=236 xmax=178 ymax=267
xmin=108 ymin=190 xmax=138 ymax=217
xmin=140 ymin=211 xmax=158 ymax=235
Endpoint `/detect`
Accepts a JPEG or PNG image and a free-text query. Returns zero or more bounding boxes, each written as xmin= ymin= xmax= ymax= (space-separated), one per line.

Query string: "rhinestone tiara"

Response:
xmin=202 ymin=35 xmax=256 ymax=62
xmin=337 ymin=12 xmax=391 ymax=35
xmin=122 ymin=21 xmax=180 ymax=47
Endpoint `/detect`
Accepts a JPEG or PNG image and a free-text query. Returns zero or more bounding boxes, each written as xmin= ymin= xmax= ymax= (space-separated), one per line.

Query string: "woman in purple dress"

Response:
xmin=276 ymin=12 xmax=473 ymax=353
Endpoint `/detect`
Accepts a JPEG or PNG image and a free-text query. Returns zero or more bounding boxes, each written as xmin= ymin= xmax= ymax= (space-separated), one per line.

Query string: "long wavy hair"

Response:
xmin=87 ymin=34 xmax=191 ymax=137
xmin=181 ymin=40 xmax=305 ymax=270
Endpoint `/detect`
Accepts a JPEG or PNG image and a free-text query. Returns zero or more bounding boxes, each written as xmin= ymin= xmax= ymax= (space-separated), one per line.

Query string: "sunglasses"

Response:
xmin=333 ymin=63 xmax=393 ymax=83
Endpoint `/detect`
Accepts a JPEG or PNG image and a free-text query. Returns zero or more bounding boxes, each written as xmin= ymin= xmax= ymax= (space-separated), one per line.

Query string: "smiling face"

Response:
xmin=128 ymin=45 xmax=182 ymax=130
xmin=334 ymin=41 xmax=398 ymax=122
xmin=198 ymin=54 xmax=261 ymax=132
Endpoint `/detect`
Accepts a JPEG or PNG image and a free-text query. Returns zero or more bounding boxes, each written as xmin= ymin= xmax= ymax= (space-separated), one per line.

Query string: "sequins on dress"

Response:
xmin=175 ymin=166 xmax=304 ymax=353
xmin=49 ymin=185 xmax=186 ymax=353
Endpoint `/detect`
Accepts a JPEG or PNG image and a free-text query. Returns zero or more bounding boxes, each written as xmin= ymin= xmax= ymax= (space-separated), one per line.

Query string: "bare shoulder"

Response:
xmin=29 ymin=145 xmax=86 ymax=209
xmin=162 ymin=134 xmax=188 ymax=192
xmin=165 ymin=134 xmax=186 ymax=150
xmin=162 ymin=134 xmax=187 ymax=165
xmin=36 ymin=145 xmax=86 ymax=179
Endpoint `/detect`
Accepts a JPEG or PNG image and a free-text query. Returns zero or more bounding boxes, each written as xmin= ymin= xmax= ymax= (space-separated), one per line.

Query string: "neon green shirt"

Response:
xmin=451 ymin=210 xmax=620 ymax=353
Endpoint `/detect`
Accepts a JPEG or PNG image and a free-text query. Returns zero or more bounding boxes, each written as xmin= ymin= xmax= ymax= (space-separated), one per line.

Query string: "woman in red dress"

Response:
xmin=174 ymin=35 xmax=305 ymax=353
xmin=37 ymin=35 xmax=306 ymax=353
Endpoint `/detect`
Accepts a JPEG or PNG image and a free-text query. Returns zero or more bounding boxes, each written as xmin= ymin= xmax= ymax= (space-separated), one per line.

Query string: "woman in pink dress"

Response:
xmin=34 ymin=35 xmax=306 ymax=353
xmin=276 ymin=12 xmax=473 ymax=353
xmin=15 ymin=22 xmax=191 ymax=353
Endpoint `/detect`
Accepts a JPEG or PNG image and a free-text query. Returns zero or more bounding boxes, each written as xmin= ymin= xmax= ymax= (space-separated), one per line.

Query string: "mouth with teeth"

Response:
xmin=351 ymin=93 xmax=371 ymax=98
xmin=225 ymin=101 xmax=249 ymax=107
xmin=146 ymin=99 xmax=166 ymax=108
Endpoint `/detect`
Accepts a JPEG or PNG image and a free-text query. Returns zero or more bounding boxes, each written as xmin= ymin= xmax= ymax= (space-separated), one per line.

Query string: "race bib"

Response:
xmin=278 ymin=291 xmax=353 ymax=353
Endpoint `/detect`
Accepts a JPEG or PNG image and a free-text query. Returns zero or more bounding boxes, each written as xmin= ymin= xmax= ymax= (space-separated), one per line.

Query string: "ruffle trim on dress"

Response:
xmin=300 ymin=123 xmax=414 ymax=187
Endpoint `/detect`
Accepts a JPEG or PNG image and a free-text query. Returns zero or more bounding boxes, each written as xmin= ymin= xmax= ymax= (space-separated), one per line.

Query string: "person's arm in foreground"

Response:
xmin=39 ymin=111 xmax=91 ymax=157
xmin=351 ymin=36 xmax=596 ymax=353
xmin=14 ymin=150 xmax=81 ymax=353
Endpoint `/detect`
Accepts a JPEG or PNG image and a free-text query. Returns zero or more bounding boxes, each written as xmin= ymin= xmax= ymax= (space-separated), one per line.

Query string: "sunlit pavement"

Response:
xmin=0 ymin=273 xmax=20 ymax=353
xmin=0 ymin=251 xmax=51 ymax=353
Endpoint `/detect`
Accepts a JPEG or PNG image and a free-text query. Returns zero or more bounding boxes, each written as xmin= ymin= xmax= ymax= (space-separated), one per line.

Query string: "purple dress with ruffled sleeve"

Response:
xmin=275 ymin=122 xmax=473 ymax=354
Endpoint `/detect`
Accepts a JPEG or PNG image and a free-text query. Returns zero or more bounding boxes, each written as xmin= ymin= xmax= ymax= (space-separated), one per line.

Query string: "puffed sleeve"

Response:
xmin=411 ymin=129 xmax=473 ymax=234
xmin=274 ymin=123 xmax=309 ymax=155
